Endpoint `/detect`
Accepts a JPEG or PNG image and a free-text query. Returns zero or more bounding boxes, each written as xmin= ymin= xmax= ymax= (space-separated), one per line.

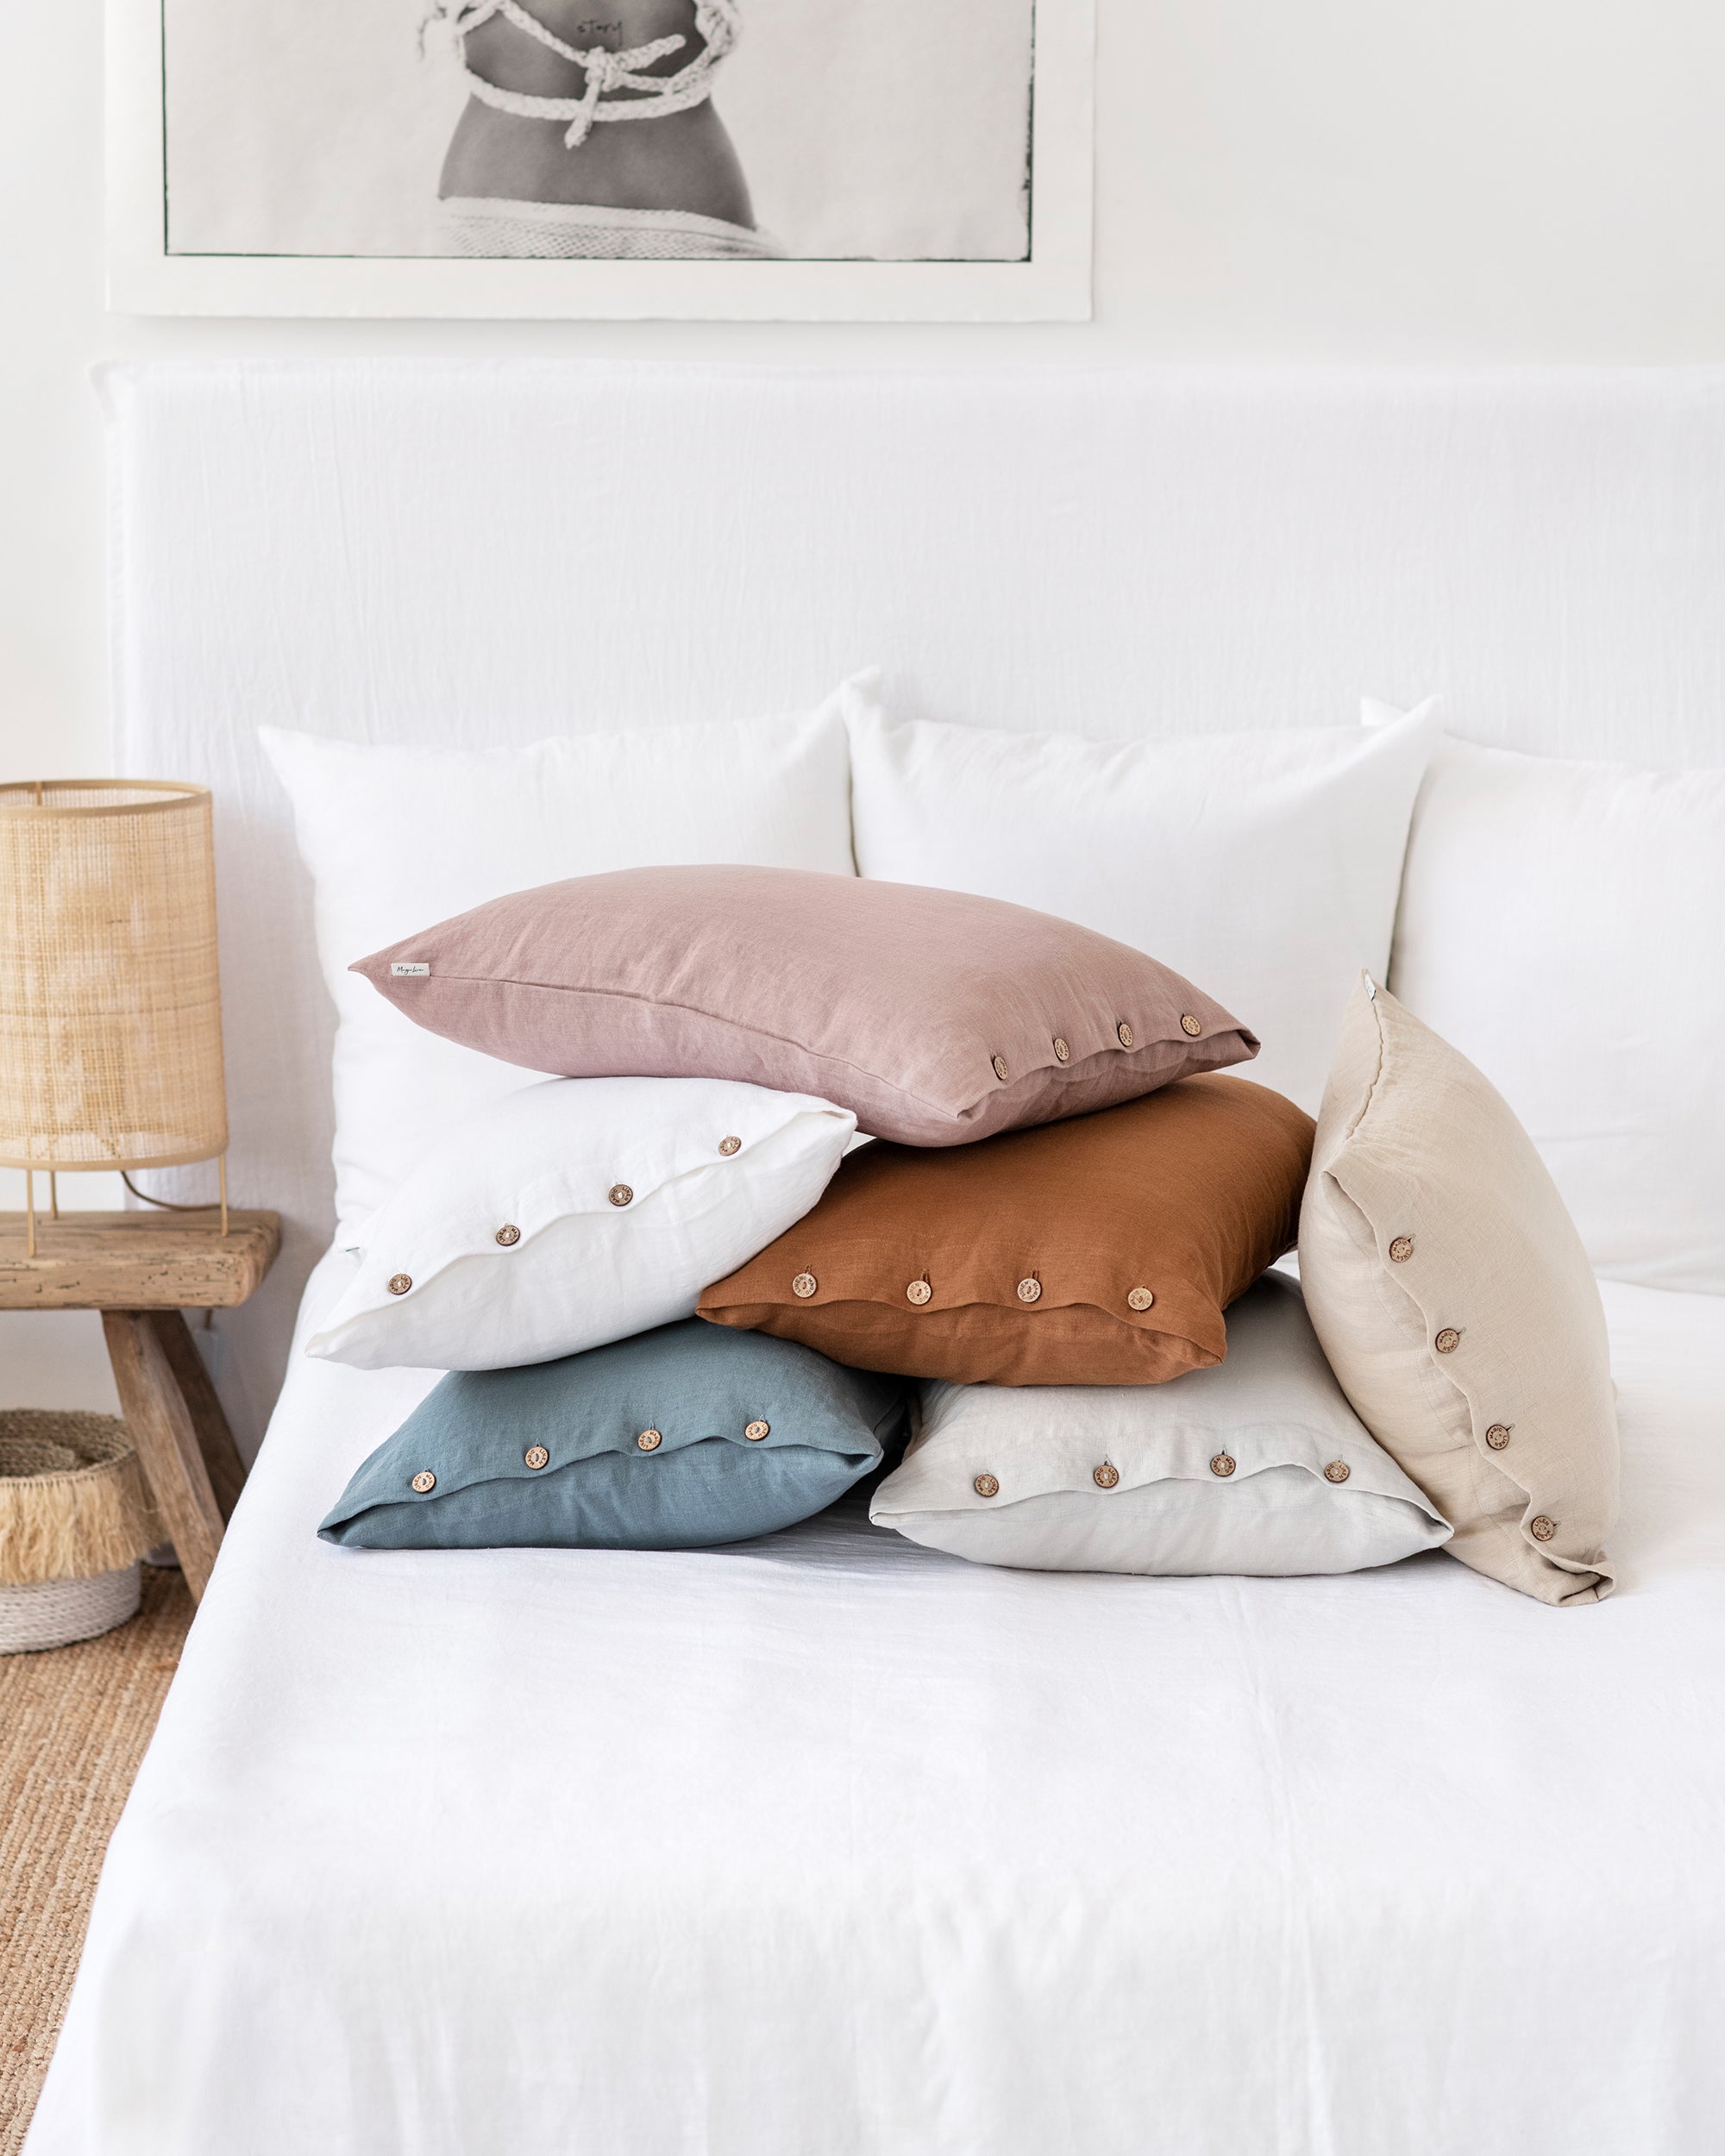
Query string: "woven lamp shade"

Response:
xmin=0 ymin=780 xmax=228 ymax=1172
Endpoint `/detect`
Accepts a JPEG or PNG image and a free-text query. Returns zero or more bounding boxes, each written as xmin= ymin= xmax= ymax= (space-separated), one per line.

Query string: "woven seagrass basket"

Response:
xmin=0 ymin=1410 xmax=163 ymax=1654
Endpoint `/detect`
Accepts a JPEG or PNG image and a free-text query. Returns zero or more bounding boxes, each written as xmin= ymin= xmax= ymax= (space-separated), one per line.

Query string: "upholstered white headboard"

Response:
xmin=104 ymin=360 xmax=1725 ymax=1446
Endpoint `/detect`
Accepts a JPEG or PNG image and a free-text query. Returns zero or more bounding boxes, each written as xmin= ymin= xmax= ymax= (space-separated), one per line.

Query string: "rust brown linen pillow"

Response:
xmin=698 ymin=1075 xmax=1315 ymax=1386
xmin=352 ymin=866 xmax=1258 ymax=1149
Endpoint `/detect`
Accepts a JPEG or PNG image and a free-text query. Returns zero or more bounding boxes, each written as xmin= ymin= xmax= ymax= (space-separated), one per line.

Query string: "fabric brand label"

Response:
xmin=391 ymin=962 xmax=430 ymax=977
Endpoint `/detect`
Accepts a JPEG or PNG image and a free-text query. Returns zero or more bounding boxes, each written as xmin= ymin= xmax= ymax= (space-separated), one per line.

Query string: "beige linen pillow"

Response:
xmin=1299 ymin=976 xmax=1618 ymax=1605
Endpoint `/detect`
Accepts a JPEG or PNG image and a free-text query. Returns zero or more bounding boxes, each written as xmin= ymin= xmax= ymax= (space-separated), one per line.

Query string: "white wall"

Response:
xmin=3 ymin=0 xmax=1724 ymax=1407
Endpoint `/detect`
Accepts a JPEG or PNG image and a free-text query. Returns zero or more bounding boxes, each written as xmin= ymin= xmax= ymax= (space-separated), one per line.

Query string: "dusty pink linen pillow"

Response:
xmin=353 ymin=866 xmax=1258 ymax=1147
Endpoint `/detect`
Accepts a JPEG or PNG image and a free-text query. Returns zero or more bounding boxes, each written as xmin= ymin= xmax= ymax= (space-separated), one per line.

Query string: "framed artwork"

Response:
xmin=108 ymin=0 xmax=1093 ymax=319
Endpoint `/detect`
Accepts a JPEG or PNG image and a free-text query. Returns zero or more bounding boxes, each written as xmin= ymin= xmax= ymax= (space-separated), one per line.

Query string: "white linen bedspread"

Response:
xmin=26 ymin=1266 xmax=1725 ymax=2156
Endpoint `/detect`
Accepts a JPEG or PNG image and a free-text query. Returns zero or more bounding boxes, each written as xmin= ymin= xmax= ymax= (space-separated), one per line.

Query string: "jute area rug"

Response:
xmin=1 ymin=1566 xmax=193 ymax=2156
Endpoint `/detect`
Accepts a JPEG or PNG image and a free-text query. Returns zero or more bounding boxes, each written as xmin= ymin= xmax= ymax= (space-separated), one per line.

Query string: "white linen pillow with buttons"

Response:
xmin=306 ymin=1077 xmax=856 ymax=1372
xmin=870 ymin=1274 xmax=1452 ymax=1576
xmin=844 ymin=679 xmax=1441 ymax=1117
xmin=261 ymin=699 xmax=856 ymax=1237
xmin=1387 ymin=725 xmax=1725 ymax=1295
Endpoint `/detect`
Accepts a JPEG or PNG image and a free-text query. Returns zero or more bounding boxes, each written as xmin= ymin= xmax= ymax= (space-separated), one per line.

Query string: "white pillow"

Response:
xmin=262 ymin=699 xmax=856 ymax=1235
xmin=306 ymin=1077 xmax=856 ymax=1372
xmin=844 ymin=680 xmax=1440 ymax=1116
xmin=1389 ymin=732 xmax=1725 ymax=1295
xmin=870 ymin=1275 xmax=1452 ymax=1576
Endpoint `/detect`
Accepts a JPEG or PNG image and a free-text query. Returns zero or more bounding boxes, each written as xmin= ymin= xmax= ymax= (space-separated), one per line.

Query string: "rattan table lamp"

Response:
xmin=0 ymin=780 xmax=228 ymax=1254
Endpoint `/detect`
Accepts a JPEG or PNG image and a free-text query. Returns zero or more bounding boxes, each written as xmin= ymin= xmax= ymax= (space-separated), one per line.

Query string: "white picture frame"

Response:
xmin=108 ymin=0 xmax=1093 ymax=321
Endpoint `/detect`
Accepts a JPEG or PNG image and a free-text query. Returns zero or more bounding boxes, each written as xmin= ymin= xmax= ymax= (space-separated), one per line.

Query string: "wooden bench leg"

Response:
xmin=102 ymin=1310 xmax=227 ymax=1602
xmin=147 ymin=1310 xmax=248 ymax=1523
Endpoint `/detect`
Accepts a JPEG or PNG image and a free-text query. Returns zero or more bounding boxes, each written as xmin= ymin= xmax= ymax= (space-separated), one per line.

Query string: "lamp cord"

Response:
xmin=121 ymin=1172 xmax=223 ymax=1213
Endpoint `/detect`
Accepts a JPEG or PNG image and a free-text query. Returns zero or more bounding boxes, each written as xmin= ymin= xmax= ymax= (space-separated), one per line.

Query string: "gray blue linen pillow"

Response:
xmin=319 ymin=1319 xmax=906 ymax=1551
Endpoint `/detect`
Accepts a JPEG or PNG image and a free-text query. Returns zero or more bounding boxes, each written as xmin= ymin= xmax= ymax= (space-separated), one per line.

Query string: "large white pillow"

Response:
xmin=870 ymin=1275 xmax=1452 ymax=1576
xmin=844 ymin=680 xmax=1440 ymax=1116
xmin=262 ymin=701 xmax=856 ymax=1233
xmin=1389 ymin=732 xmax=1725 ymax=1295
xmin=307 ymin=1077 xmax=856 ymax=1372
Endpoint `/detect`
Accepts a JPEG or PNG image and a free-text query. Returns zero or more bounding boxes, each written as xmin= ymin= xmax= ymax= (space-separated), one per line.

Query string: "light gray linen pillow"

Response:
xmin=869 ymin=1274 xmax=1451 ymax=1576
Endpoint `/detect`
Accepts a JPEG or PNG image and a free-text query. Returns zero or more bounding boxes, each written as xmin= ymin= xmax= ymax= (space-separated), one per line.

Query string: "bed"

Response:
xmin=27 ymin=363 xmax=1725 ymax=2154
xmin=28 ymin=1263 xmax=1725 ymax=2154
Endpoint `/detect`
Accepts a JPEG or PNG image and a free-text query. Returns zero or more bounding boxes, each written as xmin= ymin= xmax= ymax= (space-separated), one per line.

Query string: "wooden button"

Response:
xmin=494 ymin=1224 xmax=521 ymax=1247
xmin=1323 ymin=1460 xmax=1351 ymax=1484
xmin=1179 ymin=1013 xmax=1202 ymax=1038
xmin=1209 ymin=1452 xmax=1236 ymax=1478
xmin=608 ymin=1184 xmax=634 ymax=1207
xmin=973 ymin=1473 xmax=1000 ymax=1498
xmin=637 ymin=1428 xmax=663 ymax=1451
xmin=792 ymin=1271 xmax=818 ymax=1298
xmin=744 ymin=1420 xmax=769 ymax=1442
xmin=1116 ymin=1021 xmax=1135 ymax=1048
xmin=906 ymin=1279 xmax=932 ymax=1306
xmin=1016 ymin=1277 xmax=1041 ymax=1304
xmin=992 ymin=1054 xmax=1009 ymax=1083
xmin=1434 ymin=1328 xmax=1461 ymax=1354
xmin=387 ymin=1273 xmax=412 ymax=1296
xmin=1388 ymin=1235 xmax=1414 ymax=1263
xmin=718 ymin=1136 xmax=742 ymax=1156
xmin=1485 ymin=1423 xmax=1512 ymax=1450
xmin=524 ymin=1445 xmax=549 ymax=1470
xmin=1126 ymin=1286 xmax=1155 ymax=1312
xmin=1052 ymin=1037 xmax=1070 ymax=1063
xmin=1530 ymin=1514 xmax=1557 ymax=1542
xmin=1093 ymin=1463 xmax=1120 ymax=1489
xmin=410 ymin=1470 xmax=436 ymax=1494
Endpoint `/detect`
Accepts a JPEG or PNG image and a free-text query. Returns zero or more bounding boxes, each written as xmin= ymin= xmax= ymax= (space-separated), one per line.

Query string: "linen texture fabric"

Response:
xmin=319 ymin=1319 xmax=904 ymax=1551
xmin=261 ymin=704 xmax=856 ymax=1233
xmin=1389 ymin=729 xmax=1725 ymax=1294
xmin=305 ymin=1077 xmax=856 ymax=1373
xmin=699 ymin=1076 xmax=1314 ymax=1386
xmin=846 ymin=680 xmax=1441 ymax=1117
xmin=1299 ymin=977 xmax=1619 ymax=1605
xmin=871 ymin=1275 xmax=1451 ymax=1575
xmin=354 ymin=867 xmax=1259 ymax=1151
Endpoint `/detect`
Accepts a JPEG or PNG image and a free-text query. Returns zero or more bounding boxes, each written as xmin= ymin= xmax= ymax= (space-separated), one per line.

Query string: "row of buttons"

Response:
xmin=381 ymin=1140 xmax=750 ymax=1297
xmin=1389 ymin=1232 xmax=1555 ymax=1541
xmin=789 ymin=1271 xmax=1156 ymax=1312
xmin=404 ymin=1416 xmax=773 ymax=1490
xmin=969 ymin=1454 xmax=1353 ymax=1497
xmin=988 ymin=1017 xmax=1205 ymax=1085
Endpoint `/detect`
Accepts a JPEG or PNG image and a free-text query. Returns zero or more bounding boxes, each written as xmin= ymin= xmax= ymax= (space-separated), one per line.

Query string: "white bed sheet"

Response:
xmin=27 ymin=1265 xmax=1725 ymax=2156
